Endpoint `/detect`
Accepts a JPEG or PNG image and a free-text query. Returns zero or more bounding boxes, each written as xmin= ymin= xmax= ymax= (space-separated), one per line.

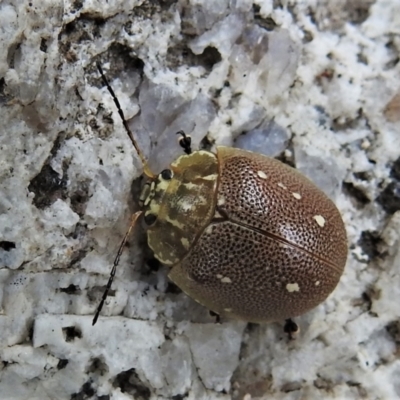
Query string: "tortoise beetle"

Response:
xmin=93 ymin=64 xmax=348 ymax=328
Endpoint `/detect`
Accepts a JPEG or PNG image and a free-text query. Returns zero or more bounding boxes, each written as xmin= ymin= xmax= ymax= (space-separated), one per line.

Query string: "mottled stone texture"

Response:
xmin=0 ymin=0 xmax=399 ymax=399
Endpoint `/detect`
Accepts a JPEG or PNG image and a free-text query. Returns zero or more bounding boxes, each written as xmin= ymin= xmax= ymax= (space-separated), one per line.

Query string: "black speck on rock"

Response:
xmin=343 ymin=181 xmax=370 ymax=206
xmin=59 ymin=284 xmax=81 ymax=295
xmin=57 ymin=359 xmax=69 ymax=370
xmin=71 ymin=380 xmax=95 ymax=400
xmin=62 ymin=326 xmax=82 ymax=342
xmin=0 ymin=241 xmax=16 ymax=251
xmin=28 ymin=164 xmax=67 ymax=209
xmin=357 ymin=230 xmax=382 ymax=260
xmin=113 ymin=368 xmax=151 ymax=399
xmin=390 ymin=156 xmax=400 ymax=181
xmin=377 ymin=181 xmax=400 ymax=214
xmin=70 ymin=181 xmax=90 ymax=216
xmin=377 ymin=157 xmax=400 ymax=214
xmin=386 ymin=320 xmax=400 ymax=344
xmin=86 ymin=356 xmax=109 ymax=375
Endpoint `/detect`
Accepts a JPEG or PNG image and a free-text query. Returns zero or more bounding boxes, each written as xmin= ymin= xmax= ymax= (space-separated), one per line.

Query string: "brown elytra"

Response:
xmin=167 ymin=147 xmax=347 ymax=322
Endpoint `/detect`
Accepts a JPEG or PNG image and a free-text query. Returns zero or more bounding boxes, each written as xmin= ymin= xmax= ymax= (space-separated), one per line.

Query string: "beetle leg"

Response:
xmin=284 ymin=318 xmax=299 ymax=340
xmin=209 ymin=310 xmax=221 ymax=324
xmin=176 ymin=130 xmax=192 ymax=155
xmin=92 ymin=211 xmax=142 ymax=326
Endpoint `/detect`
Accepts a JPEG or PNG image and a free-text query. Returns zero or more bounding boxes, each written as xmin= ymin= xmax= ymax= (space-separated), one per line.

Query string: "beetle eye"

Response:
xmin=144 ymin=213 xmax=157 ymax=226
xmin=161 ymin=169 xmax=173 ymax=180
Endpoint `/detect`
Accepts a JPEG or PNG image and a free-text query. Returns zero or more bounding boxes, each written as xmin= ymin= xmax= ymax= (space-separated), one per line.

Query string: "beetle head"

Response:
xmin=140 ymin=151 xmax=219 ymax=265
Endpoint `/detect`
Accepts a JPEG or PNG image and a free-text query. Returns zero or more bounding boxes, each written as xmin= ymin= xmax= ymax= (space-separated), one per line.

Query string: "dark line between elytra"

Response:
xmin=211 ymin=206 xmax=344 ymax=275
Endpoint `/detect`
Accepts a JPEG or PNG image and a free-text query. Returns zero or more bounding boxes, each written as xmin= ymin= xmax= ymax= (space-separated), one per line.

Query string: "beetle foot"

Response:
xmin=284 ymin=318 xmax=299 ymax=340
xmin=209 ymin=310 xmax=221 ymax=324
xmin=176 ymin=130 xmax=192 ymax=155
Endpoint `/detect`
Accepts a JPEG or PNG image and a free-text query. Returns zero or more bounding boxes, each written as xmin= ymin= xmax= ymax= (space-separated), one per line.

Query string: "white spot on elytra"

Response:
xmin=221 ymin=276 xmax=232 ymax=283
xmin=224 ymin=308 xmax=232 ymax=312
xmin=315 ymin=281 xmax=320 ymax=286
xmin=257 ymin=170 xmax=267 ymax=179
xmin=314 ymin=215 xmax=326 ymax=227
xmin=286 ymin=283 xmax=300 ymax=292
xmin=278 ymin=182 xmax=287 ymax=190
xmin=292 ymin=192 xmax=302 ymax=200
xmin=216 ymin=274 xmax=223 ymax=279
xmin=218 ymin=195 xmax=225 ymax=206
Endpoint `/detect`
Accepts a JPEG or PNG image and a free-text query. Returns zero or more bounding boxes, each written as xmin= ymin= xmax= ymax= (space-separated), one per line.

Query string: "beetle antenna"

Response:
xmin=92 ymin=210 xmax=142 ymax=326
xmin=96 ymin=63 xmax=155 ymax=179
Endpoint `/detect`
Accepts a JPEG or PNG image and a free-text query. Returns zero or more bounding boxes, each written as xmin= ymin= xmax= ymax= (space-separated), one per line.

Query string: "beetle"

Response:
xmin=92 ymin=64 xmax=348 ymax=333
